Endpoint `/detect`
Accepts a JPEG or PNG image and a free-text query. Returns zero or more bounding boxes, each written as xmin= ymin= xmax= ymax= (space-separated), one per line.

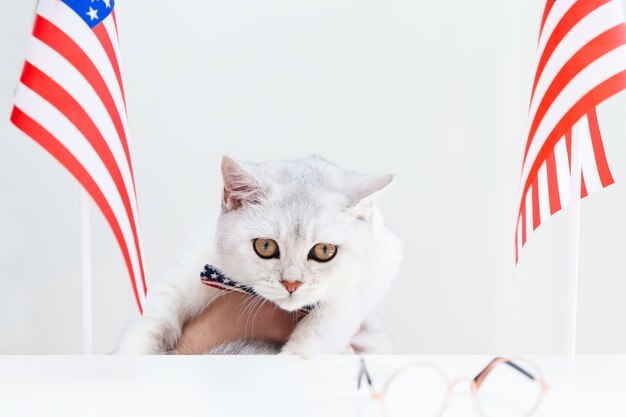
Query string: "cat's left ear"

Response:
xmin=221 ymin=155 xmax=265 ymax=211
xmin=345 ymin=174 xmax=395 ymax=220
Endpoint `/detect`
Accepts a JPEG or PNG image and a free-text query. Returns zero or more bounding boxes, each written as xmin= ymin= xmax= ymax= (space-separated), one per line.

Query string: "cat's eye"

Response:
xmin=308 ymin=243 xmax=337 ymax=262
xmin=253 ymin=238 xmax=279 ymax=259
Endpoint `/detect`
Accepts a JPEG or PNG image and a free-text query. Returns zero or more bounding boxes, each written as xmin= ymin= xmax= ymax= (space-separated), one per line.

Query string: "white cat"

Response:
xmin=116 ymin=155 xmax=402 ymax=356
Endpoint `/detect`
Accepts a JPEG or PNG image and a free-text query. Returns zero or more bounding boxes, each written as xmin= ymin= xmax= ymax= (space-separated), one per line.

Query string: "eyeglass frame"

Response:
xmin=357 ymin=356 xmax=550 ymax=417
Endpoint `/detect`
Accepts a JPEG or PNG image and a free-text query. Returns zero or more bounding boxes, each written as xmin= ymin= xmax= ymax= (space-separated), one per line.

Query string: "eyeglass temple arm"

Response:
xmin=357 ymin=358 xmax=374 ymax=390
xmin=473 ymin=357 xmax=535 ymax=390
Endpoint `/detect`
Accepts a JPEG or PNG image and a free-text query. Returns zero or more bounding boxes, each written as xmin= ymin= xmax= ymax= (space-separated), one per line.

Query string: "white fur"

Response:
xmin=115 ymin=156 xmax=402 ymax=356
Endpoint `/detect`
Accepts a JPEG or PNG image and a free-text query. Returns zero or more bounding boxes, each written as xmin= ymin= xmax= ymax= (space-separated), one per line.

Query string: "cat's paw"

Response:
xmin=279 ymin=345 xmax=315 ymax=359
xmin=114 ymin=332 xmax=164 ymax=355
xmin=280 ymin=341 xmax=336 ymax=358
xmin=114 ymin=342 xmax=159 ymax=355
xmin=278 ymin=346 xmax=301 ymax=357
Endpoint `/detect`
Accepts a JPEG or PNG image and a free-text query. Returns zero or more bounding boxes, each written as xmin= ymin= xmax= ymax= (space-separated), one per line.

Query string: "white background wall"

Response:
xmin=1 ymin=0 xmax=625 ymax=354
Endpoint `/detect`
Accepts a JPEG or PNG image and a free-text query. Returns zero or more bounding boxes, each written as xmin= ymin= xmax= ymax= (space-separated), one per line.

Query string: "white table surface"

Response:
xmin=0 ymin=355 xmax=623 ymax=417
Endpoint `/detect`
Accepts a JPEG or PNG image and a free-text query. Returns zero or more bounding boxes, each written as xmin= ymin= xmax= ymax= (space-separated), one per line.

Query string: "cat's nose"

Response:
xmin=280 ymin=280 xmax=302 ymax=294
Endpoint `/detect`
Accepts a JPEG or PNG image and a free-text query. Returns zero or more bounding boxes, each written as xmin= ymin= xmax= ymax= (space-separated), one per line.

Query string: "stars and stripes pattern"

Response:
xmin=201 ymin=264 xmax=261 ymax=296
xmin=200 ymin=265 xmax=315 ymax=313
xmin=10 ymin=0 xmax=147 ymax=312
xmin=516 ymin=0 xmax=626 ymax=263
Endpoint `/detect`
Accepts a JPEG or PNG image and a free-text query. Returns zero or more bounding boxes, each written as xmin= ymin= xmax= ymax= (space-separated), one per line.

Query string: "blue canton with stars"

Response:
xmin=61 ymin=0 xmax=115 ymax=29
xmin=201 ymin=264 xmax=260 ymax=297
xmin=200 ymin=264 xmax=316 ymax=312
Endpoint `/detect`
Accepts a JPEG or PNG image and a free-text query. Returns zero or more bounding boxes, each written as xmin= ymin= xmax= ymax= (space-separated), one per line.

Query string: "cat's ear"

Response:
xmin=221 ymin=155 xmax=264 ymax=211
xmin=345 ymin=174 xmax=395 ymax=220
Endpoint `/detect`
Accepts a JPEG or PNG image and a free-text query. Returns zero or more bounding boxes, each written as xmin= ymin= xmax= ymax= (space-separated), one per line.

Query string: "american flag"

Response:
xmin=516 ymin=0 xmax=626 ymax=263
xmin=10 ymin=0 xmax=147 ymax=312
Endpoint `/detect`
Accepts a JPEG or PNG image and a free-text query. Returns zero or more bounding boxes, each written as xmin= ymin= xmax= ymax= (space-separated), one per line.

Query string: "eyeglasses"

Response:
xmin=357 ymin=357 xmax=550 ymax=417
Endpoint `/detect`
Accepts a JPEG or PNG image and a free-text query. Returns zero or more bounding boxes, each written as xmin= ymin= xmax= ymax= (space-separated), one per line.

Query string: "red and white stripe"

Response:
xmin=11 ymin=0 xmax=147 ymax=312
xmin=515 ymin=0 xmax=626 ymax=263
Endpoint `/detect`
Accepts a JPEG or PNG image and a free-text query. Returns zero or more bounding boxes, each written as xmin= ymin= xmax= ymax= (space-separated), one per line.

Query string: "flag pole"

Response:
xmin=79 ymin=187 xmax=93 ymax=355
xmin=565 ymin=121 xmax=582 ymax=356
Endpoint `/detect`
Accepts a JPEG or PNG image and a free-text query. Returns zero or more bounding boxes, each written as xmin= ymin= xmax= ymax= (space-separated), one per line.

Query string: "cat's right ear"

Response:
xmin=345 ymin=173 xmax=395 ymax=220
xmin=221 ymin=155 xmax=264 ymax=211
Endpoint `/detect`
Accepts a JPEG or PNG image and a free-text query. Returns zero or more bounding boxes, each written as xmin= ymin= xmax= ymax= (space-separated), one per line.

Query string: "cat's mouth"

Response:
xmin=273 ymin=295 xmax=309 ymax=312
xmin=247 ymin=279 xmax=321 ymax=312
xmin=255 ymin=288 xmax=317 ymax=312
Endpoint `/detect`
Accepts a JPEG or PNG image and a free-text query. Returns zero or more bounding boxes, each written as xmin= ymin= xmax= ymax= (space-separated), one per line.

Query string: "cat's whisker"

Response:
xmin=239 ymin=295 xmax=258 ymax=325
xmin=204 ymin=289 xmax=237 ymax=310
xmin=237 ymin=292 xmax=255 ymax=309
xmin=241 ymin=296 xmax=261 ymax=337
xmin=240 ymin=293 xmax=260 ymax=317
xmin=250 ymin=298 xmax=268 ymax=339
xmin=245 ymin=297 xmax=264 ymax=338
xmin=238 ymin=297 xmax=248 ymax=313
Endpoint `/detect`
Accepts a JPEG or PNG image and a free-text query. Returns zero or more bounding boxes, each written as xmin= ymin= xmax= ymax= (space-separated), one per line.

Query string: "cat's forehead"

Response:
xmin=269 ymin=187 xmax=346 ymax=226
xmin=236 ymin=156 xmax=364 ymax=240
xmin=272 ymin=206 xmax=349 ymax=244
xmin=245 ymin=186 xmax=350 ymax=243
